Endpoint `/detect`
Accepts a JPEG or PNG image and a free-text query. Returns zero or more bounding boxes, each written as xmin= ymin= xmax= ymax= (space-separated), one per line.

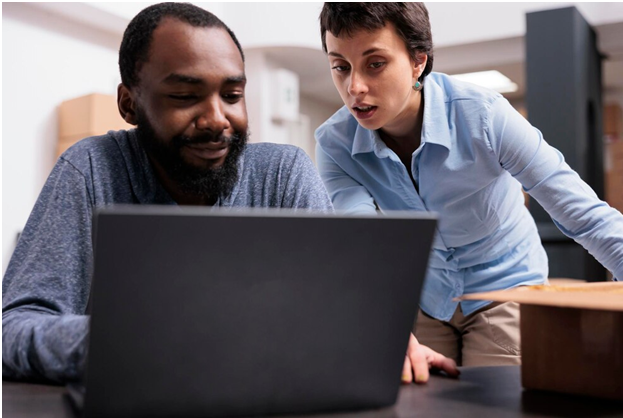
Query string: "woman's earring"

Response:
xmin=413 ymin=80 xmax=422 ymax=91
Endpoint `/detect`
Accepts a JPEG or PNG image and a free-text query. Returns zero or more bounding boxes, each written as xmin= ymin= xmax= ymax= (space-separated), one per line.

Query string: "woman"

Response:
xmin=315 ymin=3 xmax=623 ymax=383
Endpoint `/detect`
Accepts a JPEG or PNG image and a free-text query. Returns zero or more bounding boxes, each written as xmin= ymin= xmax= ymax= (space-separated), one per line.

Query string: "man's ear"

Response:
xmin=118 ymin=83 xmax=138 ymax=126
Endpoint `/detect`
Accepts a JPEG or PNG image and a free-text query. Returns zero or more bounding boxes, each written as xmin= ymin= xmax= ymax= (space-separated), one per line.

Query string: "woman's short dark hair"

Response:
xmin=119 ymin=2 xmax=244 ymax=88
xmin=319 ymin=2 xmax=434 ymax=82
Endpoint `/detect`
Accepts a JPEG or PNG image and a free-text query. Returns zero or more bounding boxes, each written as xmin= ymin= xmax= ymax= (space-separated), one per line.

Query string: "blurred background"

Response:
xmin=3 ymin=2 xmax=623 ymax=278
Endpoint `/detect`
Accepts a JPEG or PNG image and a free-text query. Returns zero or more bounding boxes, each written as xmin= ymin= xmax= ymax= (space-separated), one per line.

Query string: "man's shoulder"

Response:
xmin=59 ymin=130 xmax=133 ymax=174
xmin=233 ymin=142 xmax=331 ymax=209
xmin=238 ymin=142 xmax=318 ymax=186
xmin=242 ymin=142 xmax=306 ymax=168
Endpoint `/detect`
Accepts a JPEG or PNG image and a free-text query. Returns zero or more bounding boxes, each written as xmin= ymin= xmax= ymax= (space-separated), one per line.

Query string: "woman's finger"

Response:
xmin=424 ymin=346 xmax=460 ymax=377
xmin=401 ymin=355 xmax=413 ymax=384
xmin=407 ymin=334 xmax=430 ymax=384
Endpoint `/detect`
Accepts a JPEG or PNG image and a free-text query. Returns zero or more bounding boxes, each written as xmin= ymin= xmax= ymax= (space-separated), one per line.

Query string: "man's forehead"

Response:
xmin=141 ymin=18 xmax=244 ymax=84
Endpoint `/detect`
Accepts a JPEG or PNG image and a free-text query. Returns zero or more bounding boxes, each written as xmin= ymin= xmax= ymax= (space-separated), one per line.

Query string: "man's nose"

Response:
xmin=348 ymin=71 xmax=368 ymax=97
xmin=195 ymin=98 xmax=231 ymax=134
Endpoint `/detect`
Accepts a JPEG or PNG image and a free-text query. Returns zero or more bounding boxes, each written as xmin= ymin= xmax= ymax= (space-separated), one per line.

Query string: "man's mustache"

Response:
xmin=173 ymin=132 xmax=244 ymax=147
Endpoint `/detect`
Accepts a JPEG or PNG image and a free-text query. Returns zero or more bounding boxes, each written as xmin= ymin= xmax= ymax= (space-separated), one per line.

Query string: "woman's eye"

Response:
xmin=369 ymin=62 xmax=386 ymax=69
xmin=331 ymin=65 xmax=350 ymax=73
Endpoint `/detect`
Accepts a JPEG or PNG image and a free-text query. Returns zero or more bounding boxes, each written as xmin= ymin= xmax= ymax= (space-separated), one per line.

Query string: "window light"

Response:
xmin=450 ymin=70 xmax=518 ymax=94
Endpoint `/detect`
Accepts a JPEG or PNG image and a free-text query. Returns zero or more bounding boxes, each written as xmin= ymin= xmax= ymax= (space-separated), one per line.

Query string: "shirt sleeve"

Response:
xmin=281 ymin=148 xmax=334 ymax=211
xmin=315 ymin=143 xmax=377 ymax=215
xmin=2 ymin=157 xmax=93 ymax=383
xmin=486 ymin=96 xmax=623 ymax=280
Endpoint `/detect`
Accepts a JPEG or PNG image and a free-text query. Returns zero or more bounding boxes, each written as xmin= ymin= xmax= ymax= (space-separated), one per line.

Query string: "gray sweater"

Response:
xmin=2 ymin=130 xmax=333 ymax=383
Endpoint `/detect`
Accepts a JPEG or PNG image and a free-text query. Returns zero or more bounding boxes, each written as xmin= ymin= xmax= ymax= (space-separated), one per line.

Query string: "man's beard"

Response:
xmin=135 ymin=109 xmax=248 ymax=201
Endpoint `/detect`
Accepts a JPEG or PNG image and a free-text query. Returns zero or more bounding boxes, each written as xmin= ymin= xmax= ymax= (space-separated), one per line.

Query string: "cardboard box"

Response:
xmin=606 ymin=140 xmax=623 ymax=214
xmin=604 ymin=104 xmax=623 ymax=136
xmin=610 ymin=139 xmax=623 ymax=161
xmin=57 ymin=93 xmax=133 ymax=157
xmin=460 ymin=281 xmax=623 ymax=400
xmin=604 ymin=104 xmax=623 ymax=213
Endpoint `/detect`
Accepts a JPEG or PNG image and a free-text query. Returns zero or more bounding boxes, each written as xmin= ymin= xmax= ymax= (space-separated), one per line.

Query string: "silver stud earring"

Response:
xmin=413 ymin=80 xmax=422 ymax=91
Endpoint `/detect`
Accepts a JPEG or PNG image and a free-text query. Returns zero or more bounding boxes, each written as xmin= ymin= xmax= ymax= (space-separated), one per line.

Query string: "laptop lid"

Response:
xmin=84 ymin=206 xmax=437 ymax=417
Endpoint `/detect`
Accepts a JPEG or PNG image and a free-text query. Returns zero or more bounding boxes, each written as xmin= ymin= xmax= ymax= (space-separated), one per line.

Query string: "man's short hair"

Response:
xmin=319 ymin=2 xmax=434 ymax=82
xmin=119 ymin=2 xmax=245 ymax=88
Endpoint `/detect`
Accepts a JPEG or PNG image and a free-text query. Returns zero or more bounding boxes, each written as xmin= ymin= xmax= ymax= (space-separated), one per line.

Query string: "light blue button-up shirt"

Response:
xmin=315 ymin=72 xmax=623 ymax=321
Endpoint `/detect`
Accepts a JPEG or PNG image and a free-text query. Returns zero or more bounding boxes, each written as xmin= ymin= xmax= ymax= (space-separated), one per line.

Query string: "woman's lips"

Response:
xmin=353 ymin=106 xmax=378 ymax=120
xmin=185 ymin=142 xmax=229 ymax=160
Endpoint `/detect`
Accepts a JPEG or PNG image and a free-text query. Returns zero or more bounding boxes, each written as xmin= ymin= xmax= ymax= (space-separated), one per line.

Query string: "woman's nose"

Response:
xmin=348 ymin=71 xmax=368 ymax=97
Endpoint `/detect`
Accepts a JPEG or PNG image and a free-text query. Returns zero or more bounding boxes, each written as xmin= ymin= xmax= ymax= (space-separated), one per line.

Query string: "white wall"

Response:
xmin=244 ymin=50 xmax=296 ymax=147
xmin=2 ymin=4 xmax=122 ymax=273
xmin=245 ymin=48 xmax=341 ymax=162
xmin=220 ymin=2 xmax=623 ymax=51
xmin=1 ymin=3 xmax=334 ymax=274
xmin=244 ymin=49 xmax=271 ymax=145
xmin=427 ymin=2 xmax=623 ymax=47
xmin=222 ymin=2 xmax=324 ymax=50
xmin=3 ymin=2 xmax=623 ymax=275
xmin=299 ymin=95 xmax=342 ymax=163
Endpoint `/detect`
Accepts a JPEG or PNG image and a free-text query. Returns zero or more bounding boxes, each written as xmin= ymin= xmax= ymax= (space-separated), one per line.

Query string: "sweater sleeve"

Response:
xmin=486 ymin=96 xmax=623 ymax=280
xmin=2 ymin=157 xmax=93 ymax=383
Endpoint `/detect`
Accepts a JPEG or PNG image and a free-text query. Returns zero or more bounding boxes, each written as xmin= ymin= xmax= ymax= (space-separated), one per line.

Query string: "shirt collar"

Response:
xmin=351 ymin=123 xmax=376 ymax=156
xmin=421 ymin=74 xmax=452 ymax=151
xmin=350 ymin=73 xmax=452 ymax=156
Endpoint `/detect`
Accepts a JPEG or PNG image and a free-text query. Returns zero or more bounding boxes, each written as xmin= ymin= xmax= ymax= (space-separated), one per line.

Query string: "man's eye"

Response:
xmin=222 ymin=93 xmax=243 ymax=102
xmin=331 ymin=65 xmax=350 ymax=73
xmin=369 ymin=62 xmax=386 ymax=69
xmin=168 ymin=94 xmax=197 ymax=101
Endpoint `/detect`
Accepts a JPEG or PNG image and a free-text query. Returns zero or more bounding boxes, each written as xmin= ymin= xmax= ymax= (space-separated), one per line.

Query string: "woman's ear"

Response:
xmin=117 ymin=84 xmax=138 ymax=126
xmin=413 ymin=52 xmax=428 ymax=80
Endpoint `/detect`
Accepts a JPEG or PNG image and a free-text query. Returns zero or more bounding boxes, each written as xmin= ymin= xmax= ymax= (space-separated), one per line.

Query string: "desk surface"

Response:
xmin=3 ymin=366 xmax=622 ymax=418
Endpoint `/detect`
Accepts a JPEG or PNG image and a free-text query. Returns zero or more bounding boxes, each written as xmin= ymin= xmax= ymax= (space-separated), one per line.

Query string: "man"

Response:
xmin=2 ymin=2 xmax=456 ymax=384
xmin=2 ymin=2 xmax=332 ymax=383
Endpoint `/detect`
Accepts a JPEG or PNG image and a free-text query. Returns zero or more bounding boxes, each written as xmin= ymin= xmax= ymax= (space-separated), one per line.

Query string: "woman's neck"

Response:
xmin=378 ymin=90 xmax=424 ymax=159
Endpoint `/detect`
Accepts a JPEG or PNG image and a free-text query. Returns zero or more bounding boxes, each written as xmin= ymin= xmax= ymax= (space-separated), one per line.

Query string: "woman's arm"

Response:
xmin=316 ymin=144 xmax=377 ymax=214
xmin=486 ymin=97 xmax=623 ymax=279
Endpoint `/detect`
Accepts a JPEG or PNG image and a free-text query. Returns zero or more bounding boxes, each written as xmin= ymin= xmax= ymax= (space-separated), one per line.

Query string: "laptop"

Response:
xmin=70 ymin=205 xmax=437 ymax=417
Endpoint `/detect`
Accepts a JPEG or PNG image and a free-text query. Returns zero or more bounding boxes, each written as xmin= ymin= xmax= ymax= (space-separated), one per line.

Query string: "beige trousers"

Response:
xmin=414 ymin=302 xmax=521 ymax=367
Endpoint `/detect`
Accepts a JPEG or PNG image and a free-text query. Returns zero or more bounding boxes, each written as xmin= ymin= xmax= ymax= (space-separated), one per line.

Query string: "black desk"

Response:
xmin=4 ymin=366 xmax=623 ymax=418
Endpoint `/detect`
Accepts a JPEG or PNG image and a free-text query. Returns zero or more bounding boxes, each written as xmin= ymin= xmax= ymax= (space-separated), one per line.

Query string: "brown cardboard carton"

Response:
xmin=57 ymin=93 xmax=133 ymax=157
xmin=606 ymin=140 xmax=623 ymax=215
xmin=604 ymin=104 xmax=623 ymax=136
xmin=460 ymin=281 xmax=623 ymax=400
xmin=610 ymin=140 xmax=623 ymax=161
xmin=604 ymin=104 xmax=623 ymax=214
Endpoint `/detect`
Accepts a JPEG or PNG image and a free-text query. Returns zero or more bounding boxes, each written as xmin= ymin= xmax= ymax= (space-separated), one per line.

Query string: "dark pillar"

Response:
xmin=525 ymin=6 xmax=606 ymax=281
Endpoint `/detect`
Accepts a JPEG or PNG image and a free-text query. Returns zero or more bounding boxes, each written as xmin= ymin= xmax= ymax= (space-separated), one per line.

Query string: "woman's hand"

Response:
xmin=402 ymin=333 xmax=460 ymax=384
